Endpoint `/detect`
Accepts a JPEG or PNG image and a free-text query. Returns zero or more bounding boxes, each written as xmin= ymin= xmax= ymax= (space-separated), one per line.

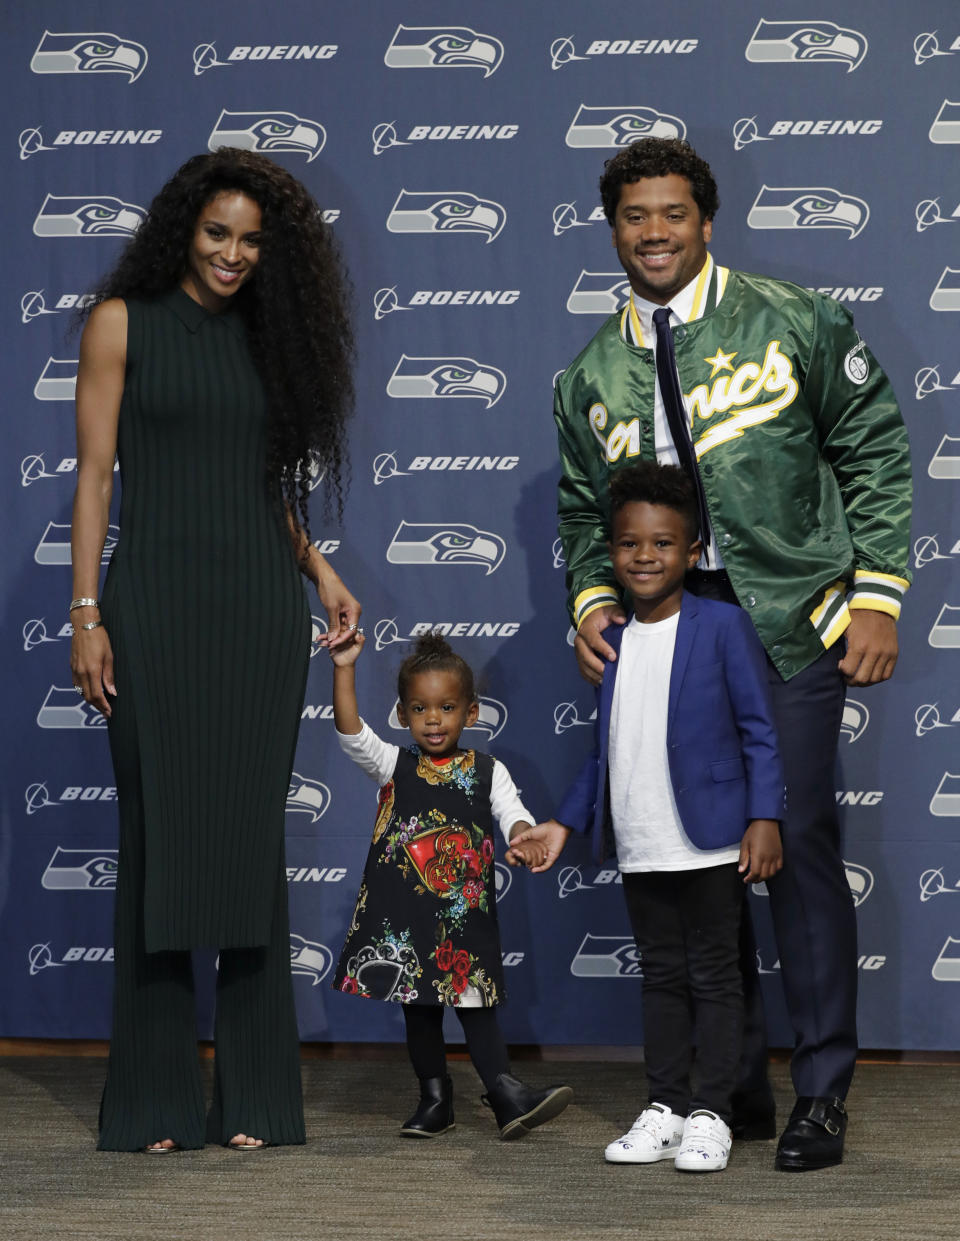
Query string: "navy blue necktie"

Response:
xmin=652 ymin=306 xmax=712 ymax=562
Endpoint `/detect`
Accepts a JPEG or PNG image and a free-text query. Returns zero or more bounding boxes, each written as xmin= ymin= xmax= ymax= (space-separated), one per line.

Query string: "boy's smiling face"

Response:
xmin=608 ymin=500 xmax=701 ymax=623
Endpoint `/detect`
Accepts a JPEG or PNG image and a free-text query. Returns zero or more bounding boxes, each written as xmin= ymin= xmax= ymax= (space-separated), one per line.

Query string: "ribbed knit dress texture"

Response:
xmin=101 ymin=288 xmax=310 ymax=952
xmin=97 ymin=288 xmax=310 ymax=1150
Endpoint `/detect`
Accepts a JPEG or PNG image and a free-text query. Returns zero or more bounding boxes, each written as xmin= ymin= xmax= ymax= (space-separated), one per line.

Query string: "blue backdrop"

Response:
xmin=3 ymin=2 xmax=959 ymax=1050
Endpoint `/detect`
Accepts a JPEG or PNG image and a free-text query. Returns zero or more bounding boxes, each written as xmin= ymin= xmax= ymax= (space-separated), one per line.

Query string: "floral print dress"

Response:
xmin=334 ymin=742 xmax=505 ymax=1008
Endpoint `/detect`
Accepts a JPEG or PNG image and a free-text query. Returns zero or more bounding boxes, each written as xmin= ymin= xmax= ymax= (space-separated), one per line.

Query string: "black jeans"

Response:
xmin=622 ymin=863 xmax=744 ymax=1123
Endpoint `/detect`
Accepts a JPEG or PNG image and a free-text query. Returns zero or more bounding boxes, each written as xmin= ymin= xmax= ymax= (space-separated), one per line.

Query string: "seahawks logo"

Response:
xmin=386 ymin=355 xmax=506 ymax=407
xmin=930 ymin=101 xmax=960 ymax=145
xmin=387 ymin=190 xmax=506 ymax=243
xmin=744 ymin=19 xmax=867 ymax=73
xmin=36 ymin=687 xmax=108 ymax=729
xmin=208 ymin=110 xmax=326 ymax=161
xmin=34 ymin=358 xmax=78 ymax=401
xmin=35 ymin=521 xmax=119 ymax=566
xmin=930 ymin=267 xmax=960 ymax=313
xmin=747 ymin=186 xmax=869 ymax=238
xmin=388 ymin=695 xmax=508 ymax=740
xmin=384 ymin=25 xmax=503 ymax=77
xmin=843 ymin=861 xmax=874 ymax=907
xmin=33 ymin=194 xmax=146 ymax=238
xmin=840 ymin=699 xmax=869 ymax=743
xmin=289 ymin=934 xmax=333 ymax=985
xmin=386 ymin=522 xmax=506 ymax=575
xmin=286 ymin=773 xmax=331 ymax=822
xmin=566 ymin=271 xmax=633 ymax=315
xmin=565 ymin=104 xmax=685 ymax=149
xmin=41 ymin=848 xmax=118 ymax=890
xmin=31 ymin=29 xmax=148 ymax=82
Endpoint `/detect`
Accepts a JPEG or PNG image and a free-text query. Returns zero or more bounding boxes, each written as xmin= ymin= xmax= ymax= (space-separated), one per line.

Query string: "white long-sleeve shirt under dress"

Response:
xmin=331 ymin=720 xmax=534 ymax=1008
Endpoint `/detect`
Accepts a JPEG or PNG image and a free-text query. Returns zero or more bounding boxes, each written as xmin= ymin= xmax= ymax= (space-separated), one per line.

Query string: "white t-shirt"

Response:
xmin=608 ymin=614 xmax=740 ymax=872
xmin=336 ymin=719 xmax=534 ymax=845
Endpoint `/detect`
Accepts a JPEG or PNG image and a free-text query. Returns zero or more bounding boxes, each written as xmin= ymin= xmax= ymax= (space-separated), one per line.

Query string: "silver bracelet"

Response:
xmin=81 ymin=620 xmax=103 ymax=631
xmin=70 ymin=597 xmax=99 ymax=611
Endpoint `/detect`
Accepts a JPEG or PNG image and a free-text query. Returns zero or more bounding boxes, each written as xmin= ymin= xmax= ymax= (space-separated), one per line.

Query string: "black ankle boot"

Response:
xmin=400 ymin=1075 xmax=454 ymax=1138
xmin=481 ymin=1072 xmax=573 ymax=1141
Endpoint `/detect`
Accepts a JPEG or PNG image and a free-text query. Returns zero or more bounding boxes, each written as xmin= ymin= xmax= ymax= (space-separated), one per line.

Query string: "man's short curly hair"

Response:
xmin=599 ymin=138 xmax=720 ymax=226
xmin=608 ymin=462 xmax=699 ymax=544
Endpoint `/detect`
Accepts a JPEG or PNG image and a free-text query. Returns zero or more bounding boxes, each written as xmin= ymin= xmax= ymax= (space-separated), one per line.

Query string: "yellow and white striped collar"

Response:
xmin=620 ymin=254 xmax=729 ymax=347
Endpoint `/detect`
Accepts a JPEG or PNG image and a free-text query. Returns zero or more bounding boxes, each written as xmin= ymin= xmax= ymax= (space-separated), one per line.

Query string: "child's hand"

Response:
xmin=739 ymin=818 xmax=783 ymax=883
xmin=328 ymin=628 xmax=365 ymax=667
xmin=507 ymin=819 xmax=572 ymax=874
xmin=506 ymin=839 xmax=548 ymax=869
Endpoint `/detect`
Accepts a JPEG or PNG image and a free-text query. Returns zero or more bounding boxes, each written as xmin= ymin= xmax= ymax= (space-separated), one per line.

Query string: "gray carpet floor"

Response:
xmin=1 ymin=1057 xmax=958 ymax=1240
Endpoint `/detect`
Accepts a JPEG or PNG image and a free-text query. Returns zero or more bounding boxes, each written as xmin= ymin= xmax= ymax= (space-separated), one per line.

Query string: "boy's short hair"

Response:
xmin=608 ymin=462 xmax=699 ymax=544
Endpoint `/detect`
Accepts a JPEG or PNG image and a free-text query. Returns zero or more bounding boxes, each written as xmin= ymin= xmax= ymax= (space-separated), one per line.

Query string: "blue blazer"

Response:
xmin=556 ymin=592 xmax=785 ymax=863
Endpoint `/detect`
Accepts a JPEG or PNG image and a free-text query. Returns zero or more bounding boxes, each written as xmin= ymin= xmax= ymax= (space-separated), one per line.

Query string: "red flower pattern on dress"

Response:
xmin=452 ymin=949 xmax=471 ymax=976
xmin=480 ymin=837 xmax=494 ymax=865
xmin=435 ymin=939 xmax=455 ymax=972
xmin=451 ymin=972 xmax=468 ymax=994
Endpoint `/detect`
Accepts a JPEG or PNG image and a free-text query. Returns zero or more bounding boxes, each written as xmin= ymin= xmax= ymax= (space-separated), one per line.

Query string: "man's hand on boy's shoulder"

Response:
xmin=507 ymin=819 xmax=572 ymax=873
xmin=738 ymin=818 xmax=783 ymax=884
xmin=575 ymin=605 xmax=627 ymax=686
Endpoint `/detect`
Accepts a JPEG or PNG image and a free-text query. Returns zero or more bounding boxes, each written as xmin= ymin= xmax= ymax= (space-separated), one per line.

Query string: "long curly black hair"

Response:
xmin=84 ymin=148 xmax=355 ymax=532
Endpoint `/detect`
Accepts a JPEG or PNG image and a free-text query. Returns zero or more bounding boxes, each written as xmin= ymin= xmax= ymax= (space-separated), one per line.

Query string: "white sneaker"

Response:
xmin=674 ymin=1109 xmax=732 ymax=1172
xmin=604 ymin=1103 xmax=685 ymax=1163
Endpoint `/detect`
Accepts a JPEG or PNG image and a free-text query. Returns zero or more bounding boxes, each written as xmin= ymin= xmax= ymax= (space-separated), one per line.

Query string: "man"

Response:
xmin=553 ymin=139 xmax=911 ymax=1171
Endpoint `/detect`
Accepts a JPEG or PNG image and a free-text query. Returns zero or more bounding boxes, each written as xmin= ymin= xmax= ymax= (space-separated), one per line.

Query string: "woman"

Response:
xmin=69 ymin=149 xmax=358 ymax=1151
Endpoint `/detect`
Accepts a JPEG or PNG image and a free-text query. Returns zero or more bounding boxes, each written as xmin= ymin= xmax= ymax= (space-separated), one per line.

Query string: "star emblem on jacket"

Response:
xmin=703 ymin=348 xmax=738 ymax=379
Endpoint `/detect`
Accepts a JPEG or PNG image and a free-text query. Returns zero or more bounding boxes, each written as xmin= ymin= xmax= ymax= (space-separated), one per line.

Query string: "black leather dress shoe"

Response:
xmin=399 ymin=1075 xmax=454 ymax=1137
xmin=481 ymin=1073 xmax=573 ymax=1141
xmin=775 ymin=1096 xmax=846 ymax=1171
xmin=730 ymin=1086 xmax=777 ymax=1141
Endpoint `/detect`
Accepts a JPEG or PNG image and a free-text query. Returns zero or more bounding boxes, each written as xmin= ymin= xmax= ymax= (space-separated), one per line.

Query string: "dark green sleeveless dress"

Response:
xmin=97 ymin=288 xmax=309 ymax=1150
xmin=102 ymin=288 xmax=310 ymax=952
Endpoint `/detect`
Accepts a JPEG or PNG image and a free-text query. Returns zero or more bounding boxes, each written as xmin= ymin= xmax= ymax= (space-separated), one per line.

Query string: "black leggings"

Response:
xmin=402 ymin=1004 xmax=510 ymax=1091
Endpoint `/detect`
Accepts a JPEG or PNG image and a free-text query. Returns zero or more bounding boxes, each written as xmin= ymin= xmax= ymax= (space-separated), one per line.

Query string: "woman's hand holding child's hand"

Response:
xmin=328 ymin=628 xmax=365 ymax=667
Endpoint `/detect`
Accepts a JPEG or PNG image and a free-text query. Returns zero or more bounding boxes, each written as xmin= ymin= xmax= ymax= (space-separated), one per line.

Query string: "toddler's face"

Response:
xmin=397 ymin=670 xmax=479 ymax=758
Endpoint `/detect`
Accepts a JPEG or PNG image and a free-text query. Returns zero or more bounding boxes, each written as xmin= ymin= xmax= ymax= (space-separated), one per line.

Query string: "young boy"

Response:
xmin=516 ymin=462 xmax=784 ymax=1172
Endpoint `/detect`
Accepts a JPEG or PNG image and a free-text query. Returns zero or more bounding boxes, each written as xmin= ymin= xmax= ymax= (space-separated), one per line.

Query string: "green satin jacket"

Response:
xmin=554 ymin=267 xmax=912 ymax=680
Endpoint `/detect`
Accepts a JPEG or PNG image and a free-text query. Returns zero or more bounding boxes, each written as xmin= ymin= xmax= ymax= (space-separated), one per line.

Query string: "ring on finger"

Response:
xmin=74 ymin=685 xmax=84 ymax=694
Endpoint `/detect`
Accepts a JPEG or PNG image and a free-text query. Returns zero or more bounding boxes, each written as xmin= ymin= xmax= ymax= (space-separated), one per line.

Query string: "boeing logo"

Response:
xmin=915 ymin=703 xmax=960 ymax=737
xmin=916 ymin=198 xmax=959 ymax=232
xmin=914 ymin=535 xmax=960 ymax=568
xmin=914 ymin=32 xmax=960 ymax=65
xmin=734 ymin=117 xmax=880 ymax=149
xmin=550 ymin=36 xmax=697 ymax=71
xmin=552 ymin=202 xmax=605 ymax=235
xmin=373 ymin=452 xmax=518 ymax=484
xmin=919 ymin=867 xmax=960 ymax=902
xmin=553 ymin=701 xmax=597 ymax=735
xmin=915 ymin=366 xmax=960 ymax=400
xmin=23 ymin=620 xmax=66 ymax=652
